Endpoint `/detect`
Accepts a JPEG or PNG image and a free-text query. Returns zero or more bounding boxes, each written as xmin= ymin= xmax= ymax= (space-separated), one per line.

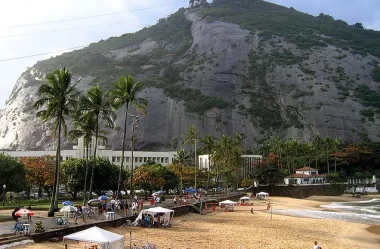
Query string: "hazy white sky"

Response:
xmin=0 ymin=0 xmax=379 ymax=108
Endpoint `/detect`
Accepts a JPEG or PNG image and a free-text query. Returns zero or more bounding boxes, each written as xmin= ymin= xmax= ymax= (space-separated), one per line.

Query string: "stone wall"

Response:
xmin=251 ymin=184 xmax=347 ymax=199
xmin=31 ymin=215 xmax=137 ymax=242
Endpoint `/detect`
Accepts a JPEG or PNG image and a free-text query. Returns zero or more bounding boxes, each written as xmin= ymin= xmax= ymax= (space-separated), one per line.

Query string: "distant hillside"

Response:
xmin=1 ymin=0 xmax=380 ymax=151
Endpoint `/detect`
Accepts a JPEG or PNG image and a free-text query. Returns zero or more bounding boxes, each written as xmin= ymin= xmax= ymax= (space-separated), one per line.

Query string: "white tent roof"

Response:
xmin=219 ymin=200 xmax=237 ymax=206
xmin=145 ymin=207 xmax=174 ymax=214
xmin=240 ymin=196 xmax=250 ymax=200
xmin=63 ymin=226 xmax=124 ymax=245
xmin=256 ymin=192 xmax=269 ymax=196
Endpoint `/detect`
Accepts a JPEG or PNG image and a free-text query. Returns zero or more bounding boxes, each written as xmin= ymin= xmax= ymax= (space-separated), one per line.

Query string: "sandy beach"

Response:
xmin=10 ymin=196 xmax=380 ymax=249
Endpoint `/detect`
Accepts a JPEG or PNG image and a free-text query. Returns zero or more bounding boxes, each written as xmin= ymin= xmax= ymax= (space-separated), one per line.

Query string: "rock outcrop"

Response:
xmin=1 ymin=0 xmax=380 ymax=151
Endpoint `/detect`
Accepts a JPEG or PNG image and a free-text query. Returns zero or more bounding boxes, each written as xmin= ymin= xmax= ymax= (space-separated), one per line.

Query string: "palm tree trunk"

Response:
xmin=326 ymin=147 xmax=330 ymax=177
xmin=180 ymin=165 xmax=183 ymax=194
xmin=48 ymin=116 xmax=62 ymax=217
xmin=82 ymin=145 xmax=89 ymax=205
xmin=206 ymin=157 xmax=211 ymax=190
xmin=88 ymin=115 xmax=99 ymax=199
xmin=117 ymin=104 xmax=129 ymax=200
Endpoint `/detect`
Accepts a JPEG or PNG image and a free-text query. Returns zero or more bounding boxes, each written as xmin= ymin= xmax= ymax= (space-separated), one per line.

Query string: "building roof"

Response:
xmin=285 ymin=173 xmax=327 ymax=178
xmin=296 ymin=167 xmax=317 ymax=171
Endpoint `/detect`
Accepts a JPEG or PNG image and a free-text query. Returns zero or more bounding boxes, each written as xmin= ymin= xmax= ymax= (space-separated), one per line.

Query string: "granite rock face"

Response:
xmin=0 ymin=9 xmax=379 ymax=151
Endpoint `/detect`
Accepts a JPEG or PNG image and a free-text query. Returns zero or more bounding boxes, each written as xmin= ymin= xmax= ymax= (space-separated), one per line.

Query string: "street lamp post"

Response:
xmin=129 ymin=114 xmax=140 ymax=206
xmin=2 ymin=184 xmax=6 ymax=206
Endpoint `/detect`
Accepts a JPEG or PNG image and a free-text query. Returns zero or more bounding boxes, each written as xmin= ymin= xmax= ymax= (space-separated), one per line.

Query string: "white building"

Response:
xmin=284 ymin=167 xmax=327 ymax=185
xmin=198 ymin=154 xmax=262 ymax=178
xmin=2 ymin=136 xmax=177 ymax=170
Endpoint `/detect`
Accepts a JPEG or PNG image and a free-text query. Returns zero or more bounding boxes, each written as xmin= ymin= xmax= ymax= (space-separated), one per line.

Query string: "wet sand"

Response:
xmin=10 ymin=197 xmax=380 ymax=249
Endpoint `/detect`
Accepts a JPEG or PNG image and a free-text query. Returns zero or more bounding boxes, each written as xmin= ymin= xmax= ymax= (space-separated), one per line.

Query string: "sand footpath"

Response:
xmin=10 ymin=196 xmax=380 ymax=249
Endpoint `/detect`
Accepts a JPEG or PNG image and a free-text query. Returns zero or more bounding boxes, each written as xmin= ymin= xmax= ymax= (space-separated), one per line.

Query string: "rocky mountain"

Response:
xmin=1 ymin=0 xmax=380 ymax=151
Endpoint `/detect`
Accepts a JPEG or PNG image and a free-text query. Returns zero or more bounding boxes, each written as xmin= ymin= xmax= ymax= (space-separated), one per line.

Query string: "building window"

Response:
xmin=144 ymin=157 xmax=147 ymax=162
xmin=135 ymin=157 xmax=138 ymax=163
xmin=112 ymin=156 xmax=116 ymax=163
xmin=160 ymin=157 xmax=164 ymax=163
xmin=126 ymin=157 xmax=130 ymax=163
xmin=116 ymin=156 xmax=120 ymax=163
xmin=165 ymin=157 xmax=169 ymax=163
xmin=139 ymin=157 xmax=142 ymax=163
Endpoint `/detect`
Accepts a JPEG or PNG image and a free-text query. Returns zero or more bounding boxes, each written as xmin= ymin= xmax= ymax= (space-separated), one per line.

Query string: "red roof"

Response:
xmin=296 ymin=167 xmax=317 ymax=171
xmin=285 ymin=174 xmax=327 ymax=178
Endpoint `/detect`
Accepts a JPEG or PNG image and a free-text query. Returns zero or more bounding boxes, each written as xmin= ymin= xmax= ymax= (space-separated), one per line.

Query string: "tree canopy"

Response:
xmin=0 ymin=154 xmax=26 ymax=192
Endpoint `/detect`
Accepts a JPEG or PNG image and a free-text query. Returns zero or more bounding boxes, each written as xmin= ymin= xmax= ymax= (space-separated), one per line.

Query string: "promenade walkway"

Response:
xmin=0 ymin=192 xmax=242 ymax=236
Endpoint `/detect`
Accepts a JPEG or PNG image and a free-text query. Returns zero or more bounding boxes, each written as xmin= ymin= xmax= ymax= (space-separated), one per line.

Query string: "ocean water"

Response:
xmin=274 ymin=199 xmax=380 ymax=225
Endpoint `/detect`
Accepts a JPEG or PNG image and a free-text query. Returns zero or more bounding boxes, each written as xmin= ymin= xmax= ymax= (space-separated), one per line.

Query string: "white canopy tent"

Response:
xmin=132 ymin=207 xmax=174 ymax=227
xmin=63 ymin=226 xmax=124 ymax=249
xmin=219 ymin=200 xmax=237 ymax=206
xmin=256 ymin=192 xmax=269 ymax=199
xmin=239 ymin=196 xmax=250 ymax=201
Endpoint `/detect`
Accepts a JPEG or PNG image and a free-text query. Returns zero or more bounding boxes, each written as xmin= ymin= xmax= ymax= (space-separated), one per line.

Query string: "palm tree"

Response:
xmin=34 ymin=67 xmax=80 ymax=217
xmin=174 ymin=149 xmax=191 ymax=192
xmin=312 ymin=134 xmax=322 ymax=170
xmin=69 ymin=112 xmax=107 ymax=205
xmin=201 ymin=135 xmax=215 ymax=189
xmin=231 ymin=133 xmax=244 ymax=188
xmin=110 ymin=74 xmax=147 ymax=202
xmin=80 ymin=86 xmax=115 ymax=199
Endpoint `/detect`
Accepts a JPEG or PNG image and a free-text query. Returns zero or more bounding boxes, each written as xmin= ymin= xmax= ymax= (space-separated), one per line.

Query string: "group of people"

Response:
xmin=139 ymin=212 xmax=166 ymax=228
xmin=73 ymin=204 xmax=92 ymax=224
xmin=173 ymin=195 xmax=187 ymax=206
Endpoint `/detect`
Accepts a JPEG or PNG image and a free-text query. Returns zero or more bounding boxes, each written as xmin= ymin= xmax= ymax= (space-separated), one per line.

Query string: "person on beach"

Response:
xmin=26 ymin=205 xmax=32 ymax=222
xmin=314 ymin=241 xmax=322 ymax=249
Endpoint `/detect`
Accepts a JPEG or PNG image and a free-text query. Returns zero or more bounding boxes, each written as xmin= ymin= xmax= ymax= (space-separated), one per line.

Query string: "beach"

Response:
xmin=10 ymin=196 xmax=380 ymax=249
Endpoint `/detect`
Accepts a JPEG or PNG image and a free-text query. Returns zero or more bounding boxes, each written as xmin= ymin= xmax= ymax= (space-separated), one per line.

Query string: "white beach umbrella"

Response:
xmin=60 ymin=206 xmax=77 ymax=212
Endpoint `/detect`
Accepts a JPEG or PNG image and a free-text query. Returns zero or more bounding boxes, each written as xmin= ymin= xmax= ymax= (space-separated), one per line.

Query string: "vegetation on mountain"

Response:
xmin=202 ymin=0 xmax=380 ymax=56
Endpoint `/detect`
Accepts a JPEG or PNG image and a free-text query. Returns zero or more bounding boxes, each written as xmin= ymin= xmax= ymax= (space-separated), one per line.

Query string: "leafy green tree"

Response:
xmin=0 ymin=154 xmax=26 ymax=193
xmin=152 ymin=164 xmax=179 ymax=192
xmin=251 ymin=164 xmax=285 ymax=187
xmin=327 ymin=172 xmax=345 ymax=183
xmin=34 ymin=67 xmax=80 ymax=217
xmin=79 ymin=86 xmax=115 ymax=200
xmin=20 ymin=156 xmax=55 ymax=197
xmin=110 ymin=74 xmax=147 ymax=201
xmin=61 ymin=158 xmax=87 ymax=200
xmin=61 ymin=158 xmax=128 ymax=197
xmin=133 ymin=165 xmax=164 ymax=199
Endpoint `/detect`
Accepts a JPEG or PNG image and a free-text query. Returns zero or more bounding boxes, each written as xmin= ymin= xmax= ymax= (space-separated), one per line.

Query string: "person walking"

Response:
xmin=26 ymin=205 xmax=32 ymax=222
xmin=313 ymin=241 xmax=322 ymax=249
